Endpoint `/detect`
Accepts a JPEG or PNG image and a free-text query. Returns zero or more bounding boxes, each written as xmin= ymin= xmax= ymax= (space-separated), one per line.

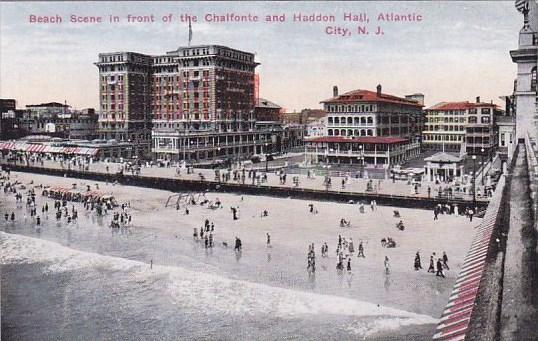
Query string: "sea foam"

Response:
xmin=0 ymin=231 xmax=438 ymax=335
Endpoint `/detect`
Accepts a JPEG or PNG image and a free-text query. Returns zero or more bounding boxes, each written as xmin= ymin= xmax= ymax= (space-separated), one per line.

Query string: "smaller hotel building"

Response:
xmin=305 ymin=85 xmax=423 ymax=166
xmin=422 ymin=99 xmax=500 ymax=156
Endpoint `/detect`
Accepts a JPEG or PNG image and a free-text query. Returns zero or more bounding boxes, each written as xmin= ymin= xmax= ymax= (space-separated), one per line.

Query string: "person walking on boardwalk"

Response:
xmin=384 ymin=256 xmax=390 ymax=274
xmin=266 ymin=233 xmax=271 ymax=246
xmin=468 ymin=208 xmax=474 ymax=222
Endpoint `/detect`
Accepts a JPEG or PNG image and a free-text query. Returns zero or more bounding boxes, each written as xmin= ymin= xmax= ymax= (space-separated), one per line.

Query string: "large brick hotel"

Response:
xmin=95 ymin=45 xmax=278 ymax=161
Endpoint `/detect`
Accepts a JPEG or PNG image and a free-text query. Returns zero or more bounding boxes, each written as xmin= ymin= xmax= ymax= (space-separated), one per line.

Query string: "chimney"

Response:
xmin=476 ymin=96 xmax=480 ymax=103
xmin=333 ymin=86 xmax=338 ymax=97
xmin=377 ymin=84 xmax=382 ymax=96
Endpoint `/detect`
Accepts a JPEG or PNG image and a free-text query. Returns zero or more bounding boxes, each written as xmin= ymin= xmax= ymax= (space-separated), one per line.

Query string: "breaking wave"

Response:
xmin=0 ymin=231 xmax=438 ymax=336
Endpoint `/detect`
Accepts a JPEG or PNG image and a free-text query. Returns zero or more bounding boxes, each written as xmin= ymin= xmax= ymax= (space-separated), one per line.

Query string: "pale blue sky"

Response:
xmin=0 ymin=1 xmax=523 ymax=111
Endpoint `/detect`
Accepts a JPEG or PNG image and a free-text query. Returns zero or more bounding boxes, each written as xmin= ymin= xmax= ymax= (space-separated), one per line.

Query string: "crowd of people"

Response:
xmin=433 ymin=203 xmax=478 ymax=222
xmin=1 ymin=160 xmax=471 ymax=292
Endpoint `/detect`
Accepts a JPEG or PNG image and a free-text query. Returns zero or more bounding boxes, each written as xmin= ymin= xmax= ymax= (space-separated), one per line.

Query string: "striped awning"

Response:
xmin=0 ymin=142 xmax=15 ymax=150
xmin=26 ymin=144 xmax=47 ymax=153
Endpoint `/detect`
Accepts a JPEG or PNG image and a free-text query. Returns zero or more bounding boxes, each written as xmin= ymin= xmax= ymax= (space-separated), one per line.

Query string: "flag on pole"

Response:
xmin=188 ymin=17 xmax=192 ymax=46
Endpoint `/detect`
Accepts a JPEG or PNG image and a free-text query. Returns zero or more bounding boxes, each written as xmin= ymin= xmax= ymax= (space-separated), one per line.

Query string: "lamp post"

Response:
xmin=480 ymin=147 xmax=485 ymax=186
xmin=472 ymin=155 xmax=477 ymax=205
xmin=182 ymin=138 xmax=187 ymax=162
xmin=358 ymin=145 xmax=364 ymax=178
xmin=265 ymin=142 xmax=269 ymax=173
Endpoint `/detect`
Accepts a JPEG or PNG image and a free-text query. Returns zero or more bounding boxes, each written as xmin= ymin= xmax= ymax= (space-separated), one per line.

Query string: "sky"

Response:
xmin=0 ymin=1 xmax=523 ymax=112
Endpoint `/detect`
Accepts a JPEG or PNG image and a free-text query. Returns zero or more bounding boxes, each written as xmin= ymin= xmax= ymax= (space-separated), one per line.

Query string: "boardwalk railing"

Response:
xmin=0 ymin=161 xmax=489 ymax=211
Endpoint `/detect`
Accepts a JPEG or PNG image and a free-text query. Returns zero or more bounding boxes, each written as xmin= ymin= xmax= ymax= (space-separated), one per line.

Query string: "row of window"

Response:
xmin=423 ymin=135 xmax=464 ymax=142
xmin=328 ymin=116 xmax=374 ymax=125
xmin=427 ymin=117 xmax=467 ymax=123
xmin=425 ymin=125 xmax=466 ymax=132
xmin=427 ymin=110 xmax=467 ymax=116
xmin=327 ymin=129 xmax=373 ymax=137
xmin=102 ymin=104 xmax=124 ymax=111
xmin=101 ymin=54 xmax=124 ymax=63
xmin=326 ymin=104 xmax=376 ymax=113
xmin=466 ymin=137 xmax=490 ymax=144
xmin=468 ymin=116 xmax=491 ymax=124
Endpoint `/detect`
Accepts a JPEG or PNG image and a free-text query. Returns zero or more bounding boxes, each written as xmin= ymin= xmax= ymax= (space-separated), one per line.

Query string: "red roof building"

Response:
xmin=320 ymin=85 xmax=424 ymax=142
xmin=423 ymin=98 xmax=501 ymax=155
xmin=304 ymin=85 xmax=423 ymax=168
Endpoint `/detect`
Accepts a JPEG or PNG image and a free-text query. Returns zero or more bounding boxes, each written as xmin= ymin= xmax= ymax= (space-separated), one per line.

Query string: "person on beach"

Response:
xmin=428 ymin=255 xmax=435 ymax=273
xmin=442 ymin=252 xmax=450 ymax=270
xmin=348 ymin=238 xmax=355 ymax=253
xmin=384 ymin=256 xmax=390 ymax=274
xmin=358 ymin=241 xmax=365 ymax=258
xmin=436 ymin=258 xmax=445 ymax=278
xmin=234 ymin=237 xmax=242 ymax=251
xmin=336 ymin=252 xmax=344 ymax=270
xmin=266 ymin=233 xmax=271 ymax=246
xmin=414 ymin=251 xmax=422 ymax=270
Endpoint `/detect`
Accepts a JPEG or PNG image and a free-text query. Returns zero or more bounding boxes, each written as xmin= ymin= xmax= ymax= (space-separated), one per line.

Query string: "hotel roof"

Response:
xmin=426 ymin=101 xmax=498 ymax=111
xmin=320 ymin=89 xmax=423 ymax=107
